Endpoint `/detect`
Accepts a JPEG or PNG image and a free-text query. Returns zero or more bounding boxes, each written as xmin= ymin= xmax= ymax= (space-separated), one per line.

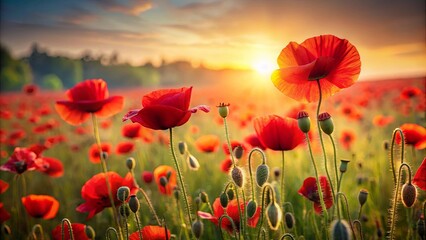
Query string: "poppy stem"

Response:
xmin=218 ymin=214 xmax=239 ymax=240
xmin=134 ymin=212 xmax=143 ymax=240
xmin=247 ymin=148 xmax=266 ymax=201
xmin=91 ymin=114 xmax=123 ymax=240
xmin=336 ymin=193 xmax=356 ymax=239
xmin=280 ymin=151 xmax=285 ymax=206
xmin=61 ymin=218 xmax=74 ymax=240
xmin=390 ymin=128 xmax=405 ymax=185
xmin=257 ymin=184 xmax=275 ymax=239
xmin=31 ymin=224 xmax=44 ymax=240
xmin=169 ymin=128 xmax=193 ymax=239
xmin=223 ymin=117 xmax=237 ymax=167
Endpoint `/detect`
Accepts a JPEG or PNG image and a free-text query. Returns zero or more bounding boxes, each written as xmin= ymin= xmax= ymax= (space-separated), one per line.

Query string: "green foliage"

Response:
xmin=0 ymin=45 xmax=32 ymax=91
xmin=41 ymin=74 xmax=63 ymax=90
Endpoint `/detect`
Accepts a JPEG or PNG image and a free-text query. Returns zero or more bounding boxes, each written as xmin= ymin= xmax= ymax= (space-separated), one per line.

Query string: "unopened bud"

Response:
xmin=231 ymin=166 xmax=244 ymax=188
xmin=383 ymin=141 xmax=389 ymax=151
xmin=285 ymin=212 xmax=295 ymax=229
xmin=129 ymin=195 xmax=140 ymax=213
xmin=217 ymin=103 xmax=230 ymax=118
xmin=234 ymin=146 xmax=244 ymax=160
xmin=220 ymin=192 xmax=229 ymax=208
xmin=358 ymin=189 xmax=368 ymax=207
xmin=192 ymin=220 xmax=204 ymax=239
xmin=187 ymin=154 xmax=200 ymax=171
xmin=178 ymin=141 xmax=187 ymax=155
xmin=266 ymin=201 xmax=282 ymax=230
xmin=119 ymin=204 xmax=131 ymax=218
xmin=194 ymin=196 xmax=201 ymax=208
xmin=273 ymin=167 xmax=280 ymax=179
xmin=126 ymin=157 xmax=136 ymax=170
xmin=340 ymin=159 xmax=350 ymax=173
xmin=297 ymin=111 xmax=311 ymax=133
xmin=200 ymin=192 xmax=208 ymax=203
xmin=117 ymin=186 xmax=130 ymax=202
xmin=256 ymin=164 xmax=269 ymax=187
xmin=330 ymin=219 xmax=352 ymax=240
xmin=85 ymin=225 xmax=96 ymax=239
xmin=226 ymin=189 xmax=234 ymax=200
xmin=401 ymin=183 xmax=417 ymax=208
xmin=101 ymin=151 xmax=108 ymax=160
xmin=318 ymin=112 xmax=334 ymax=135
xmin=246 ymin=200 xmax=258 ymax=219
xmin=166 ymin=171 xmax=172 ymax=180
xmin=173 ymin=187 xmax=180 ymax=201
xmin=160 ymin=176 xmax=168 ymax=187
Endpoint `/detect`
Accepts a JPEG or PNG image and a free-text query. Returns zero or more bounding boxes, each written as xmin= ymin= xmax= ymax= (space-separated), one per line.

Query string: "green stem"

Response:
xmin=353 ymin=220 xmax=364 ymax=240
xmin=248 ymin=147 xmax=266 ymax=200
xmin=169 ymin=128 xmax=193 ymax=239
xmin=134 ymin=213 xmax=143 ymax=240
xmin=218 ymin=214 xmax=239 ymax=240
xmin=32 ymin=224 xmax=44 ymax=240
xmin=279 ymin=233 xmax=295 ymax=240
xmin=223 ymin=118 xmax=237 ymax=167
xmin=329 ymin=135 xmax=339 ymax=194
xmin=257 ymin=184 xmax=275 ymax=239
xmin=336 ymin=193 xmax=356 ymax=240
xmin=61 ymin=218 xmax=74 ymax=240
xmin=280 ymin=151 xmax=285 ymax=205
xmin=176 ymin=197 xmax=191 ymax=240
xmin=390 ymin=128 xmax=405 ymax=185
xmin=106 ymin=227 xmax=119 ymax=240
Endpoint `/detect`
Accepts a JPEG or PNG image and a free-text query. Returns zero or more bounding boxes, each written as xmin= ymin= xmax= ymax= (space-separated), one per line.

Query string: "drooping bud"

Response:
xmin=266 ymin=201 xmax=282 ymax=230
xmin=166 ymin=171 xmax=172 ymax=180
xmin=126 ymin=157 xmax=136 ymax=170
xmin=194 ymin=196 xmax=201 ymax=208
xmin=129 ymin=195 xmax=140 ymax=213
xmin=231 ymin=166 xmax=244 ymax=188
xmin=340 ymin=159 xmax=350 ymax=173
xmin=256 ymin=164 xmax=270 ymax=187
xmin=285 ymin=212 xmax=295 ymax=229
xmin=187 ymin=154 xmax=200 ymax=171
xmin=358 ymin=189 xmax=368 ymax=207
xmin=234 ymin=146 xmax=244 ymax=160
xmin=401 ymin=183 xmax=417 ymax=208
xmin=85 ymin=225 xmax=96 ymax=239
xmin=192 ymin=220 xmax=204 ymax=239
xmin=318 ymin=112 xmax=334 ymax=135
xmin=117 ymin=186 xmax=130 ymax=202
xmin=200 ymin=192 xmax=208 ymax=203
xmin=297 ymin=111 xmax=311 ymax=133
xmin=220 ymin=192 xmax=229 ymax=208
xmin=217 ymin=103 xmax=230 ymax=118
xmin=119 ymin=204 xmax=131 ymax=218
xmin=173 ymin=187 xmax=180 ymax=201
xmin=226 ymin=189 xmax=234 ymax=200
xmin=178 ymin=141 xmax=187 ymax=155
xmin=330 ymin=219 xmax=352 ymax=240
xmin=246 ymin=200 xmax=257 ymax=219
xmin=160 ymin=176 xmax=168 ymax=187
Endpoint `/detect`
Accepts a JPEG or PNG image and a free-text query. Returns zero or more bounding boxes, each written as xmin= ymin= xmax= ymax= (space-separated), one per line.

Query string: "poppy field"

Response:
xmin=0 ymin=35 xmax=425 ymax=240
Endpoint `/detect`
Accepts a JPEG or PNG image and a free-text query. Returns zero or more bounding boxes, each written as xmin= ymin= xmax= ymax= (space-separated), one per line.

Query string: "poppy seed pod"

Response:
xmin=192 ymin=220 xmax=204 ymax=239
xmin=266 ymin=201 xmax=282 ymax=230
xmin=117 ymin=186 xmax=130 ymax=202
xmin=128 ymin=195 xmax=140 ymax=213
xmin=318 ymin=112 xmax=334 ymax=135
xmin=217 ymin=103 xmax=230 ymax=118
xmin=126 ymin=157 xmax=135 ymax=170
xmin=159 ymin=176 xmax=168 ymax=187
xmin=231 ymin=166 xmax=244 ymax=188
xmin=226 ymin=189 xmax=235 ymax=200
xmin=285 ymin=212 xmax=295 ymax=229
xmin=297 ymin=111 xmax=311 ymax=133
xmin=85 ymin=225 xmax=96 ymax=239
xmin=358 ymin=189 xmax=369 ymax=207
xmin=256 ymin=164 xmax=270 ymax=187
xmin=220 ymin=192 xmax=229 ymax=208
xmin=401 ymin=183 xmax=417 ymax=208
xmin=246 ymin=200 xmax=258 ymax=218
xmin=330 ymin=219 xmax=352 ymax=240
xmin=234 ymin=146 xmax=244 ymax=160
xmin=340 ymin=160 xmax=350 ymax=173
xmin=119 ymin=204 xmax=131 ymax=218
xmin=178 ymin=141 xmax=187 ymax=155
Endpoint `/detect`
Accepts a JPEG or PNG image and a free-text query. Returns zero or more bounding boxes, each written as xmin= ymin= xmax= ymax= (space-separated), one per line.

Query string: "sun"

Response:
xmin=252 ymin=59 xmax=276 ymax=76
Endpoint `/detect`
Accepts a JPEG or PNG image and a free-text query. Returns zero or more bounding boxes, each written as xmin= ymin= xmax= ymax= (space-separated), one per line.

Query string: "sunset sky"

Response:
xmin=1 ymin=0 xmax=425 ymax=80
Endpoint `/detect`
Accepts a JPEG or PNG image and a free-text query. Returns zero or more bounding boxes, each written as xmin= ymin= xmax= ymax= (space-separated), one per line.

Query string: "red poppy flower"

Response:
xmin=88 ymin=143 xmax=112 ymax=163
xmin=0 ymin=147 xmax=44 ymax=174
xmin=55 ymin=79 xmax=124 ymax=125
xmin=23 ymin=84 xmax=38 ymax=95
xmin=100 ymin=119 xmax=112 ymax=129
xmin=52 ymin=223 xmax=90 ymax=240
xmin=129 ymin=225 xmax=171 ymax=240
xmin=0 ymin=202 xmax=10 ymax=223
xmin=396 ymin=123 xmax=426 ymax=150
xmin=222 ymin=140 xmax=248 ymax=155
xmin=142 ymin=171 xmax=154 ymax=184
xmin=153 ymin=165 xmax=177 ymax=195
xmin=76 ymin=172 xmax=137 ymax=219
xmin=254 ymin=115 xmax=305 ymax=151
xmin=400 ymin=86 xmax=423 ymax=100
xmin=220 ymin=157 xmax=233 ymax=173
xmin=413 ymin=157 xmax=426 ymax=191
xmin=121 ymin=123 xmax=154 ymax=142
xmin=37 ymin=157 xmax=64 ymax=178
xmin=21 ymin=194 xmax=59 ymax=219
xmin=244 ymin=133 xmax=266 ymax=150
xmin=298 ymin=176 xmax=333 ymax=214
xmin=271 ymin=35 xmax=361 ymax=103
xmin=0 ymin=180 xmax=9 ymax=194
xmin=122 ymin=87 xmax=209 ymax=130
xmin=372 ymin=115 xmax=394 ymax=127
xmin=198 ymin=197 xmax=260 ymax=233
xmin=195 ymin=135 xmax=220 ymax=153
xmin=339 ymin=130 xmax=356 ymax=150
xmin=116 ymin=141 xmax=135 ymax=154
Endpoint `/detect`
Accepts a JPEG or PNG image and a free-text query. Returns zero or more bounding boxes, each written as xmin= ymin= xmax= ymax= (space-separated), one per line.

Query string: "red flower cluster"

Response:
xmin=22 ymin=194 xmax=59 ymax=219
xmin=195 ymin=134 xmax=220 ymax=153
xmin=129 ymin=225 xmax=171 ymax=240
xmin=298 ymin=176 xmax=333 ymax=214
xmin=51 ymin=223 xmax=90 ymax=240
xmin=153 ymin=165 xmax=177 ymax=195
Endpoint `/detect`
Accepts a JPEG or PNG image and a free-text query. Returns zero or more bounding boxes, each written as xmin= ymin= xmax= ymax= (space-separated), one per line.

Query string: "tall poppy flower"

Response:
xmin=116 ymin=141 xmax=135 ymax=154
xmin=413 ymin=157 xmax=426 ymax=191
xmin=271 ymin=35 xmax=361 ymax=103
xmin=52 ymin=223 xmax=90 ymax=240
xmin=21 ymin=194 xmax=59 ymax=219
xmin=298 ymin=176 xmax=333 ymax=214
xmin=195 ymin=134 xmax=220 ymax=153
xmin=372 ymin=114 xmax=394 ymax=127
xmin=121 ymin=123 xmax=154 ymax=142
xmin=129 ymin=225 xmax=171 ymax=240
xmin=122 ymin=87 xmax=209 ymax=130
xmin=396 ymin=123 xmax=426 ymax=150
xmin=0 ymin=147 xmax=44 ymax=174
xmin=153 ymin=165 xmax=177 ymax=195
xmin=198 ymin=197 xmax=261 ymax=233
xmin=37 ymin=157 xmax=64 ymax=178
xmin=339 ymin=130 xmax=356 ymax=151
xmin=400 ymin=86 xmax=422 ymax=100
xmin=88 ymin=143 xmax=112 ymax=163
xmin=55 ymin=79 xmax=124 ymax=125
xmin=253 ymin=115 xmax=305 ymax=151
xmin=76 ymin=171 xmax=137 ymax=219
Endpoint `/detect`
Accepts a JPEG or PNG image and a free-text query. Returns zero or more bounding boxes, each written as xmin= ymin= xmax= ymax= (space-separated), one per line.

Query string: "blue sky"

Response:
xmin=1 ymin=0 xmax=425 ymax=79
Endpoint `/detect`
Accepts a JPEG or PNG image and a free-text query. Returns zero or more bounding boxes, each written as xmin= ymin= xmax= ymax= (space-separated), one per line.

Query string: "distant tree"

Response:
xmin=41 ymin=74 xmax=63 ymax=90
xmin=0 ymin=45 xmax=32 ymax=91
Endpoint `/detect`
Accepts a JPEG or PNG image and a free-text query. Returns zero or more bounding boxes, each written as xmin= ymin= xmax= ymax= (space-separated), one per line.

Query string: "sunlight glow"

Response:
xmin=252 ymin=59 xmax=276 ymax=76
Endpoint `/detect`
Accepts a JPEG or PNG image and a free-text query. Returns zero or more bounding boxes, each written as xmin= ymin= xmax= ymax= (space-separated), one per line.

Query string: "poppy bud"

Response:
xmin=194 ymin=196 xmax=201 ymax=208
xmin=117 ymin=186 xmax=130 ymax=202
xmin=256 ymin=164 xmax=269 ymax=187
xmin=401 ymin=183 xmax=417 ymax=208
xmin=234 ymin=146 xmax=244 ymax=160
xmin=119 ymin=204 xmax=131 ymax=218
xmin=285 ymin=212 xmax=295 ymax=229
xmin=217 ymin=103 xmax=230 ymax=118
xmin=220 ymin=192 xmax=229 ymax=208
xmin=231 ymin=166 xmax=244 ymax=188
xmin=358 ymin=189 xmax=368 ymax=207
xmin=383 ymin=141 xmax=389 ymax=151
xmin=126 ymin=157 xmax=135 ymax=170
xmin=85 ymin=225 xmax=96 ymax=239
xmin=166 ymin=171 xmax=172 ymax=180
xmin=318 ymin=112 xmax=334 ymax=135
xmin=330 ymin=219 xmax=352 ymax=240
xmin=340 ymin=159 xmax=350 ymax=173
xmin=226 ymin=189 xmax=234 ymax=200
xmin=297 ymin=111 xmax=311 ymax=133
xmin=178 ymin=141 xmax=187 ymax=155
xmin=266 ymin=201 xmax=282 ymax=230
xmin=129 ymin=195 xmax=140 ymax=213
xmin=187 ymin=154 xmax=200 ymax=171
xmin=101 ymin=151 xmax=109 ymax=160
xmin=246 ymin=200 xmax=257 ymax=218
xmin=273 ymin=167 xmax=280 ymax=179
xmin=192 ymin=220 xmax=204 ymax=239
xmin=160 ymin=177 xmax=169 ymax=188
xmin=200 ymin=191 xmax=208 ymax=203
xmin=142 ymin=171 xmax=153 ymax=184
xmin=173 ymin=187 xmax=180 ymax=201
xmin=1 ymin=224 xmax=11 ymax=235
xmin=417 ymin=218 xmax=425 ymax=239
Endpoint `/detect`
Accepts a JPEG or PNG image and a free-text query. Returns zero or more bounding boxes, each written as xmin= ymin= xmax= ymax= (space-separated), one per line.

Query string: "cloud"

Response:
xmin=91 ymin=0 xmax=153 ymax=16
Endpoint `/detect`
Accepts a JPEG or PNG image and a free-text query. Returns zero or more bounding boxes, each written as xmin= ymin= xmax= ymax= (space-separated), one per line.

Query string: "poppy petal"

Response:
xmin=55 ymin=102 xmax=90 ymax=125
xmin=413 ymin=158 xmax=426 ymax=191
xmin=129 ymin=105 xmax=190 ymax=130
xmin=189 ymin=105 xmax=210 ymax=113
xmin=142 ymin=87 xmax=192 ymax=111
xmin=95 ymin=96 xmax=124 ymax=118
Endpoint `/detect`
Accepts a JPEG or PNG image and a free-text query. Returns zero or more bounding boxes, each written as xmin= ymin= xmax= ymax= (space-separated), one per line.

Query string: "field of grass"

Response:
xmin=0 ymin=76 xmax=425 ymax=239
